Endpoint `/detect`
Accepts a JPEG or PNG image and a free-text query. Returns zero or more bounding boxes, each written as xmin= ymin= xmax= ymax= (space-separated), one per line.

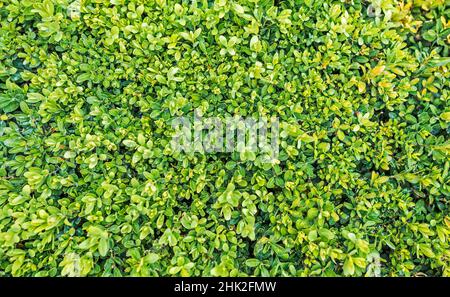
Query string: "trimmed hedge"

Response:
xmin=0 ymin=0 xmax=449 ymax=276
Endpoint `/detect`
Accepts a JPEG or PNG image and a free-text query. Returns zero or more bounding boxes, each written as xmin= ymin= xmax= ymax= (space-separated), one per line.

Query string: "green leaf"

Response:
xmin=123 ymin=139 xmax=137 ymax=148
xmin=440 ymin=112 xmax=450 ymax=122
xmin=98 ymin=238 xmax=109 ymax=257
xmin=27 ymin=93 xmax=44 ymax=103
xmin=145 ymin=253 xmax=160 ymax=264
xmin=245 ymin=259 xmax=260 ymax=267
xmin=76 ymin=73 xmax=90 ymax=83
xmin=308 ymin=230 xmax=318 ymax=241
xmin=429 ymin=57 xmax=450 ymax=67
xmin=319 ymin=228 xmax=335 ymax=241
xmin=343 ymin=257 xmax=355 ymax=276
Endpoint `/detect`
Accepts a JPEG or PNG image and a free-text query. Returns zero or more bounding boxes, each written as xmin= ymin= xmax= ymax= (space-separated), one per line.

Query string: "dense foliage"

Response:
xmin=0 ymin=0 xmax=449 ymax=277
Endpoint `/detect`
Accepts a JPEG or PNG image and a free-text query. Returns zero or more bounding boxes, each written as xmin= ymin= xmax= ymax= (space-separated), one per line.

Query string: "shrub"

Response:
xmin=0 ymin=0 xmax=449 ymax=276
